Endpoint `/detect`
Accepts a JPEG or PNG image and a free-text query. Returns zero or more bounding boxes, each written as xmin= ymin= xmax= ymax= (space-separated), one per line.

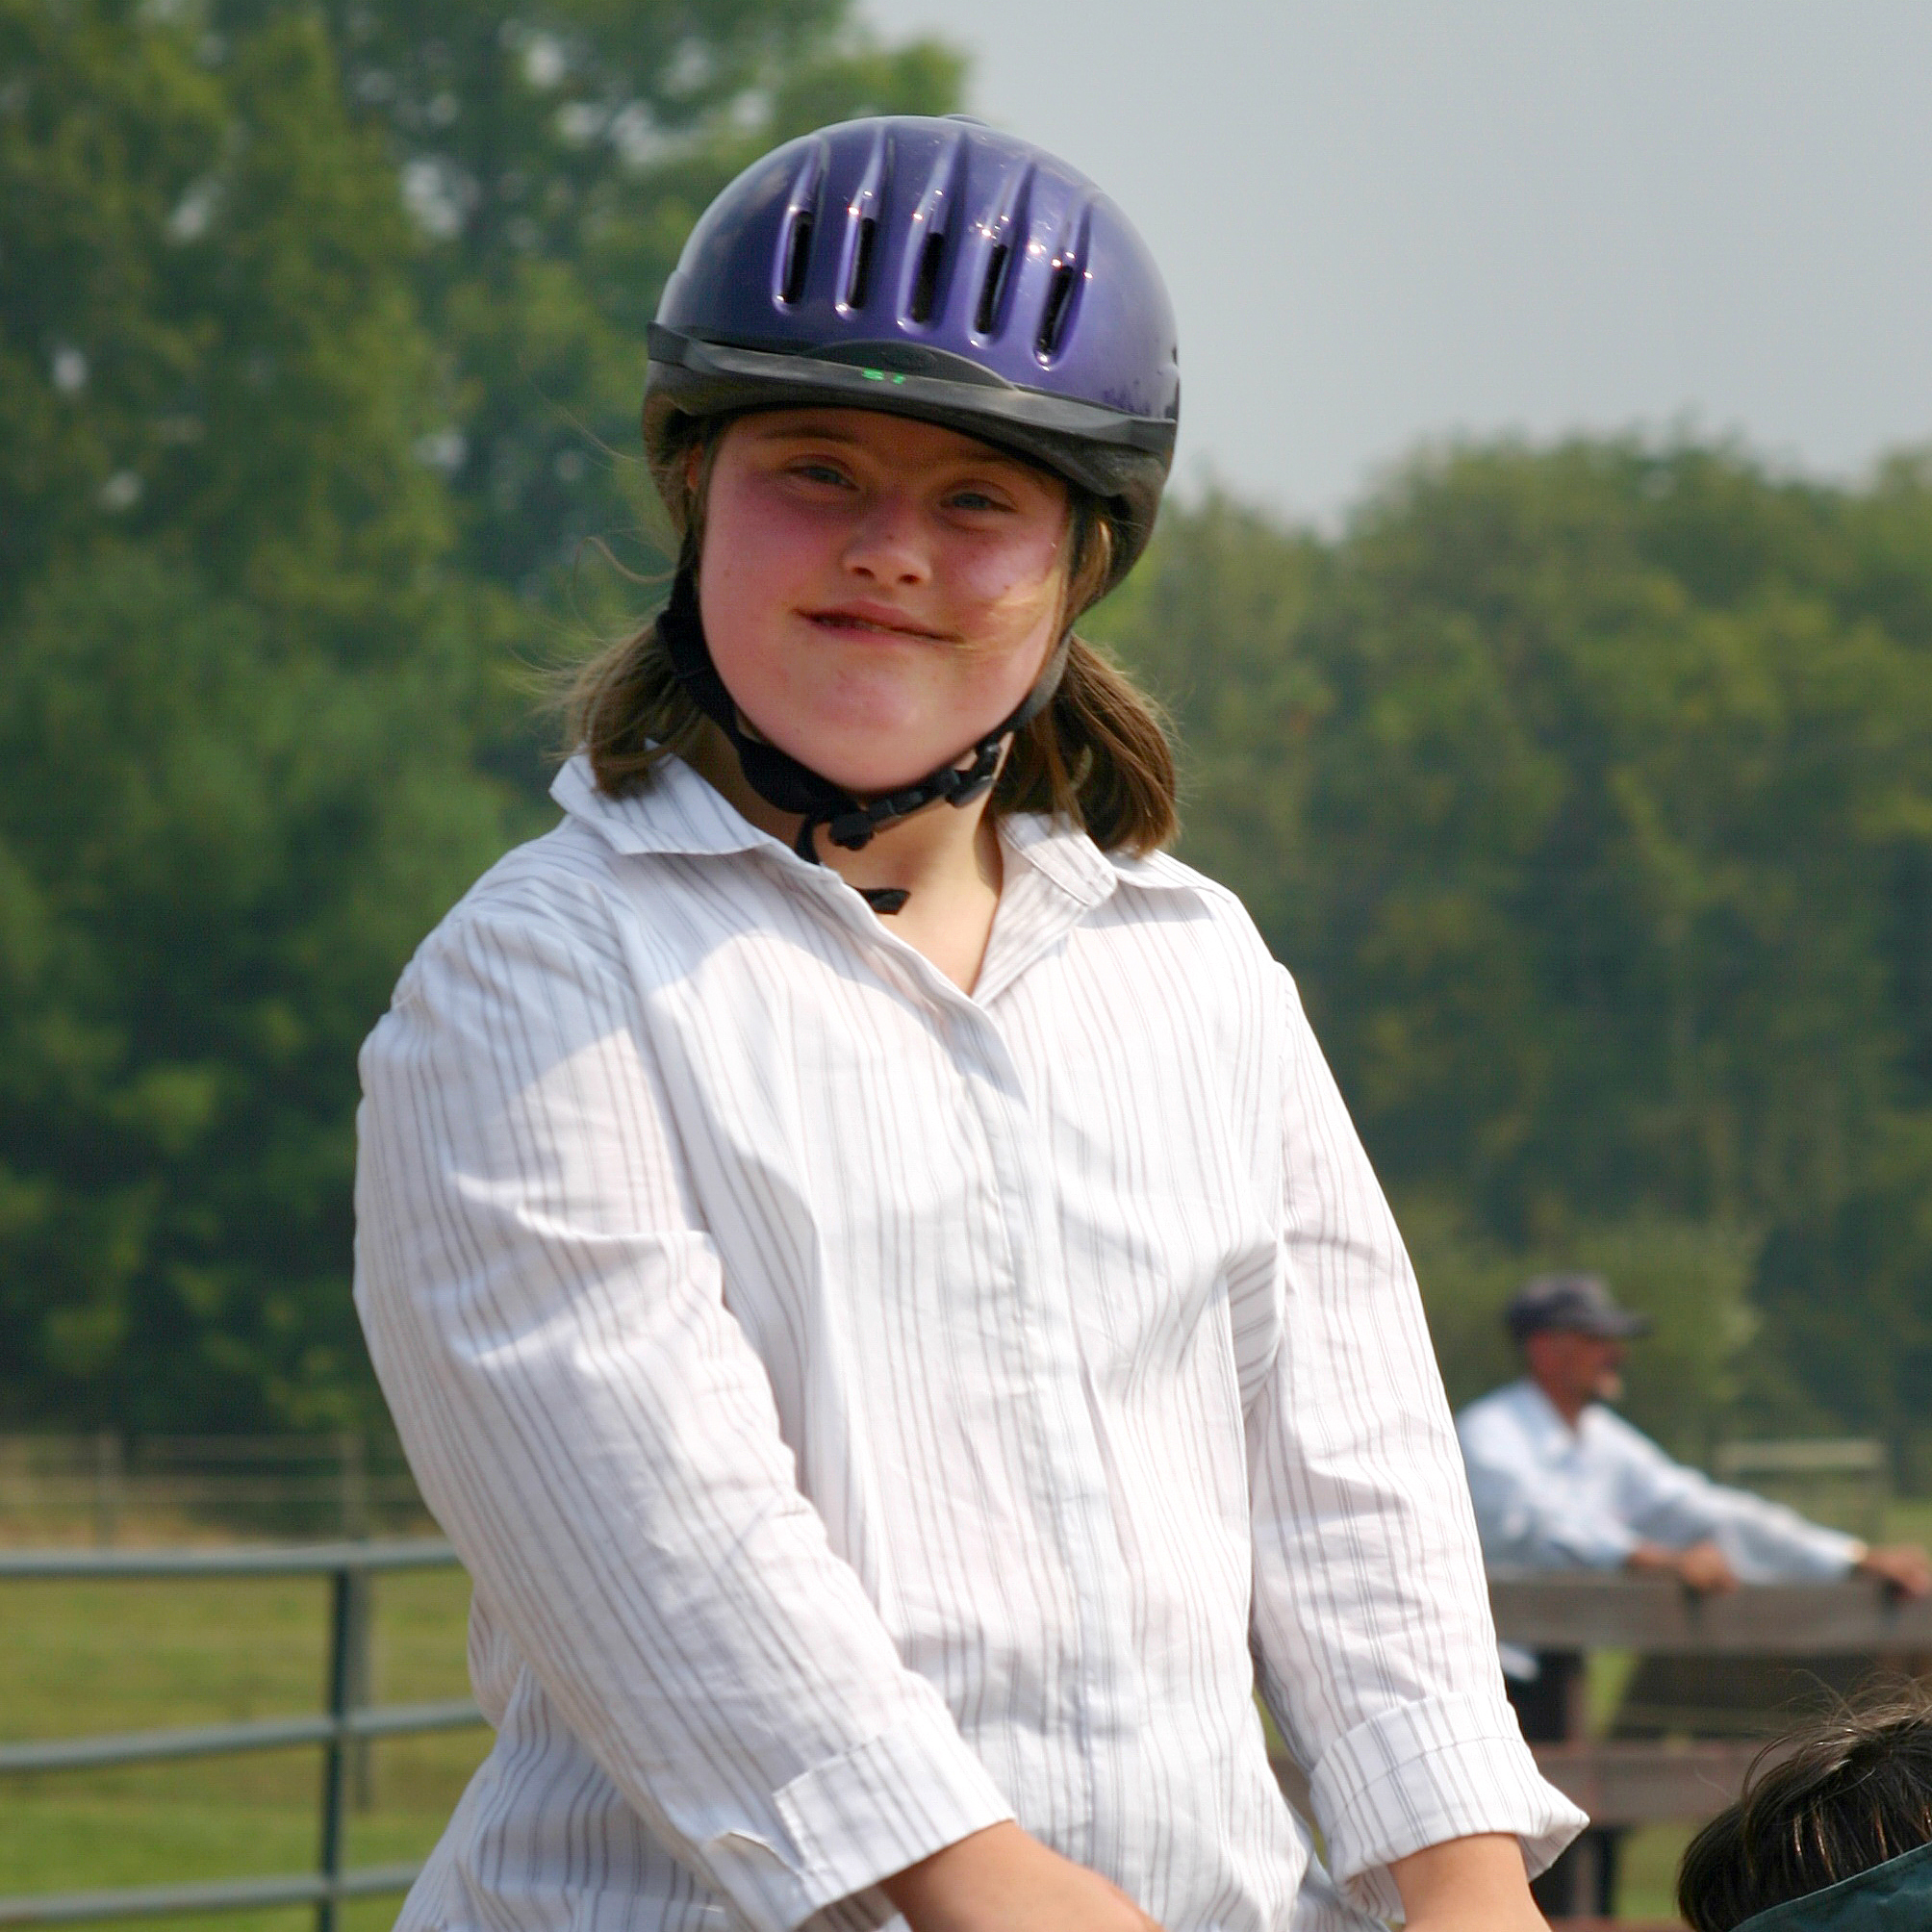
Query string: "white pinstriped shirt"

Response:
xmin=353 ymin=752 xmax=1584 ymax=1932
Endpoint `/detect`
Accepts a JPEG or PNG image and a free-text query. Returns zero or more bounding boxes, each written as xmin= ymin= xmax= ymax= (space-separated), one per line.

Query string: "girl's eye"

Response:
xmin=948 ymin=489 xmax=1008 ymax=514
xmin=789 ymin=460 xmax=853 ymax=488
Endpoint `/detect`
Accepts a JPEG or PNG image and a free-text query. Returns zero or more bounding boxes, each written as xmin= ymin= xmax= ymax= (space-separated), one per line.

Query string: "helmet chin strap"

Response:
xmin=659 ymin=566 xmax=1070 ymax=914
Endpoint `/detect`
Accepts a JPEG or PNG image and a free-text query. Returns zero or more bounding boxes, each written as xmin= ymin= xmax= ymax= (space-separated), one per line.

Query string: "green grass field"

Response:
xmin=0 ymin=1563 xmax=488 ymax=1932
xmin=11 ymin=1498 xmax=1932 ymax=1927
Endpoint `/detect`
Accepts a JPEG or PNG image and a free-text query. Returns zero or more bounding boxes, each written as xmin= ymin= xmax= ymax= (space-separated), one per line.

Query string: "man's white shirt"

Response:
xmin=355 ymin=752 xmax=1583 ymax=1932
xmin=1457 ymin=1379 xmax=1862 ymax=1581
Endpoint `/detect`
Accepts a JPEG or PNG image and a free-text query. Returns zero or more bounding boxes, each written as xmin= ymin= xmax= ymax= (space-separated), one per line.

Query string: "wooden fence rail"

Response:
xmin=0 ymin=1435 xmax=430 ymax=1543
xmin=1490 ymin=1570 xmax=1932 ymax=1658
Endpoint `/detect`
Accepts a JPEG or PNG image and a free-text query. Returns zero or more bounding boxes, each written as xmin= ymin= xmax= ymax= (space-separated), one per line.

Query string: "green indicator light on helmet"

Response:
xmin=859 ymin=369 xmax=907 ymax=384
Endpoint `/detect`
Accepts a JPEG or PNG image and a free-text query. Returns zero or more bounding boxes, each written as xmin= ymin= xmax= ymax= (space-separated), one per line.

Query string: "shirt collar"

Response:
xmin=998 ymin=809 xmax=1200 ymax=909
xmin=1513 ymin=1377 xmax=1596 ymax=1449
xmin=552 ymin=750 xmax=1205 ymax=910
xmin=550 ymin=751 xmax=772 ymax=859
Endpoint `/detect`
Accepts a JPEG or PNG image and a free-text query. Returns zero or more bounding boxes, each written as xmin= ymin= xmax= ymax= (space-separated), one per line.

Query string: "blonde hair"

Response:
xmin=567 ymin=413 xmax=1179 ymax=855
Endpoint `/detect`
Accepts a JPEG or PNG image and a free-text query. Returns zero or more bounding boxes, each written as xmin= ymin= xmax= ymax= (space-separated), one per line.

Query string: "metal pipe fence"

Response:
xmin=0 ymin=1540 xmax=484 ymax=1930
xmin=19 ymin=1550 xmax=1925 ymax=1927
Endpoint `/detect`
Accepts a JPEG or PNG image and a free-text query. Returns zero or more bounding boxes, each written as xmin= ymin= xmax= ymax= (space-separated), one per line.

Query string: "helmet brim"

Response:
xmin=644 ymin=326 xmax=1174 ymax=589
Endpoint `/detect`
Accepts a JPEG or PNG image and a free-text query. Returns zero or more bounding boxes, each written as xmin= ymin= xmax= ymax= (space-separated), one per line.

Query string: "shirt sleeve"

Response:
xmin=1603 ymin=1418 xmax=1863 ymax=1583
xmin=353 ymin=890 xmax=1012 ymax=1932
xmin=1241 ymin=971 xmax=1587 ymax=1920
xmin=1456 ymin=1403 xmax=1640 ymax=1570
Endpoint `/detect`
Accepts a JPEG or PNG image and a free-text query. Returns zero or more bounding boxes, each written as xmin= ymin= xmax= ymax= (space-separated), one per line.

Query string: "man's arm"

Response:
xmin=1855 ymin=1544 xmax=1932 ymax=1595
xmin=1601 ymin=1418 xmax=1930 ymax=1590
xmin=1622 ymin=1537 xmax=1739 ymax=1593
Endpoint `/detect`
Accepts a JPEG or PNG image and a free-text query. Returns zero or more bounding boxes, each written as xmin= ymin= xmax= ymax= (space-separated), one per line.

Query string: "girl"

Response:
xmin=354 ymin=115 xmax=1584 ymax=1932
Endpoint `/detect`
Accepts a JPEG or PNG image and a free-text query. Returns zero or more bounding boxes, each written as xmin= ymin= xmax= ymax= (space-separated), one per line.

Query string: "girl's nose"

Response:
xmin=841 ymin=493 xmax=930 ymax=586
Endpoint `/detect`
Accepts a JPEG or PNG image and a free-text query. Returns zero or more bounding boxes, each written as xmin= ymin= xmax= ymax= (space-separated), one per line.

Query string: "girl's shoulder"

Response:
xmin=1004 ymin=814 xmax=1293 ymax=1048
xmin=405 ymin=751 xmax=766 ymax=974
xmin=1086 ymin=837 xmax=1284 ymax=986
xmin=1002 ymin=810 xmax=1261 ymax=940
xmin=390 ymin=816 xmax=638 ymax=1010
xmin=1106 ymin=844 xmax=1254 ymax=922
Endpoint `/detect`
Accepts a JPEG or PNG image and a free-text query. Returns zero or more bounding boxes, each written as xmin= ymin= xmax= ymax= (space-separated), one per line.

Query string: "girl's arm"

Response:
xmin=881 ymin=1822 xmax=1163 ymax=1932
xmin=354 ymin=891 xmax=1013 ymax=1932
xmin=1237 ymin=968 xmax=1585 ymax=1921
xmin=1391 ymin=1835 xmax=1548 ymax=1931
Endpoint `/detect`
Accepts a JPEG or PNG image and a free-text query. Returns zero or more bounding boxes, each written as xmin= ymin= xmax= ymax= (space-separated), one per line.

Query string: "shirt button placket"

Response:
xmin=944 ymin=995 xmax=1141 ymax=1876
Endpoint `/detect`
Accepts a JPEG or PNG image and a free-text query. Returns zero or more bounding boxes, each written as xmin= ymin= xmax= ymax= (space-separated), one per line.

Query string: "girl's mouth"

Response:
xmin=802 ymin=603 xmax=951 ymax=641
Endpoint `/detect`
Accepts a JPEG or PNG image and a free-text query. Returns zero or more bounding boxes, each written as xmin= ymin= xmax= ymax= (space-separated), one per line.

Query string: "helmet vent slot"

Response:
xmin=1037 ymin=262 xmax=1078 ymax=359
xmin=975 ymin=243 xmax=1009 ymax=335
xmin=847 ymin=217 xmax=877 ymax=310
xmin=909 ymin=230 xmax=946 ymax=324
xmin=779 ymin=214 xmax=814 ymax=305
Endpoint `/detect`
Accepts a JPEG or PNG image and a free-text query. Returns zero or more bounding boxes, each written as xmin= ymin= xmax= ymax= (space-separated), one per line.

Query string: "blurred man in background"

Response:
xmin=1456 ymin=1271 xmax=1932 ymax=1918
xmin=1457 ymin=1273 xmax=1931 ymax=1601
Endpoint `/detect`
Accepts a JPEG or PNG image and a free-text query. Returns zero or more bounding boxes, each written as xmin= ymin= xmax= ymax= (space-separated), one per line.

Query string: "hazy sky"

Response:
xmin=852 ymin=0 xmax=1932 ymax=521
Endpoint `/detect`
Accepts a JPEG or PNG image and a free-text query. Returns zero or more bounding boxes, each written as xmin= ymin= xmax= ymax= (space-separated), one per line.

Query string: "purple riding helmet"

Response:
xmin=643 ymin=115 xmax=1181 ymax=908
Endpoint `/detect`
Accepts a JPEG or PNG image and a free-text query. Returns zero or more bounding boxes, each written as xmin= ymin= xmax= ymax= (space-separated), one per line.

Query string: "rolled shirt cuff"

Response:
xmin=1308 ymin=1690 xmax=1589 ymax=1920
xmin=700 ymin=1696 xmax=1016 ymax=1932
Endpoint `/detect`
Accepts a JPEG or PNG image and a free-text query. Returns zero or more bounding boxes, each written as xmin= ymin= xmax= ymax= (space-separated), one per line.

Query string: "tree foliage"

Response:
xmin=202 ymin=0 xmax=963 ymax=599
xmin=1092 ymin=448 xmax=1932 ymax=1465
xmin=0 ymin=0 xmax=960 ymax=1429
xmin=7 ymin=0 xmax=1930 ymax=1473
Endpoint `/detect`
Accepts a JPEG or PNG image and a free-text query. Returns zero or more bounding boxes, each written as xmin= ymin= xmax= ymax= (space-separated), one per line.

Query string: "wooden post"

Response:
xmin=336 ymin=1431 xmax=369 ymax=1539
xmin=91 ymin=1432 xmax=122 ymax=1547
xmin=1510 ymin=1648 xmax=1626 ymax=1920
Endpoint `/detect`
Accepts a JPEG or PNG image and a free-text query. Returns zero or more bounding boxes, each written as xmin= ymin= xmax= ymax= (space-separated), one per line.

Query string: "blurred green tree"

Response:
xmin=1092 ymin=444 xmax=1932 ymax=1466
xmin=207 ymin=0 xmax=963 ymax=608
xmin=0 ymin=0 xmax=529 ymax=1427
xmin=0 ymin=0 xmax=961 ymax=1430
xmin=10 ymin=0 xmax=1930 ymax=1469
xmin=0 ymin=553 xmax=520 ymax=1429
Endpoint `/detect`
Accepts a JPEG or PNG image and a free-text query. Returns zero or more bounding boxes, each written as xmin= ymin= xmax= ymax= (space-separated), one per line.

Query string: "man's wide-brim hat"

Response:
xmin=1503 ymin=1272 xmax=1653 ymax=1344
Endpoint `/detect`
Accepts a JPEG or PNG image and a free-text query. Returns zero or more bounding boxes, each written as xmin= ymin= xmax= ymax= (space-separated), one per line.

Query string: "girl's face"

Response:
xmin=695 ymin=407 xmax=1072 ymax=796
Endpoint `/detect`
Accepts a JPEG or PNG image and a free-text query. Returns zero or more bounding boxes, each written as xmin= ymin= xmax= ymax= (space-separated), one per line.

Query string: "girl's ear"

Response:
xmin=677 ymin=425 xmax=720 ymax=550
